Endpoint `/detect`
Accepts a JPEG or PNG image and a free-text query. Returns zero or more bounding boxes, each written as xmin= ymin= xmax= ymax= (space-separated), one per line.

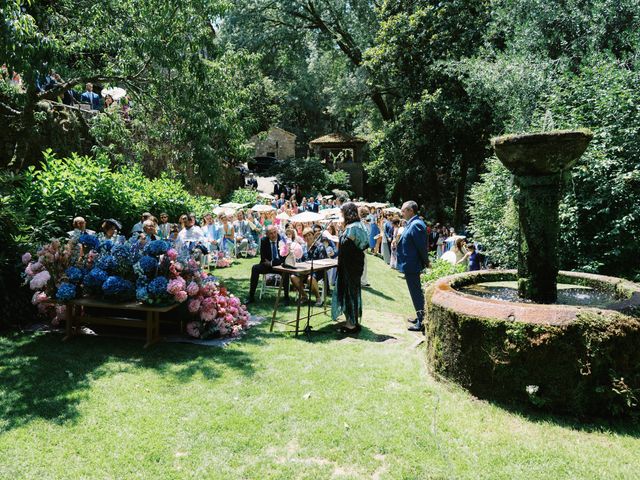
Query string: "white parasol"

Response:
xmin=321 ymin=207 xmax=341 ymax=218
xmin=101 ymin=87 xmax=127 ymax=101
xmin=276 ymin=212 xmax=290 ymax=220
xmin=383 ymin=207 xmax=402 ymax=214
xmin=288 ymin=211 xmax=324 ymax=223
xmin=221 ymin=202 xmax=249 ymax=209
xmin=251 ymin=204 xmax=275 ymax=212
xmin=258 ymin=192 xmax=275 ymax=200
xmin=213 ymin=206 xmax=236 ymax=216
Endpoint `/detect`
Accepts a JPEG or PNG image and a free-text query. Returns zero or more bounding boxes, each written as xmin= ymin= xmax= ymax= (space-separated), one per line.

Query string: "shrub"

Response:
xmin=228 ymin=188 xmax=259 ymax=205
xmin=9 ymin=150 xmax=218 ymax=249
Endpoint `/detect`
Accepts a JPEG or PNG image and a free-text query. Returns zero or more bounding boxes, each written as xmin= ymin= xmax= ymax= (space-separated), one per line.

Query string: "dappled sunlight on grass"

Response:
xmin=1 ymin=256 xmax=639 ymax=479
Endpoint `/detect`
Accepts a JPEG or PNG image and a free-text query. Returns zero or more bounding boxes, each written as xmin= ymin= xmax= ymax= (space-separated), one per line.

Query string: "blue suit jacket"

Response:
xmin=396 ymin=216 xmax=429 ymax=274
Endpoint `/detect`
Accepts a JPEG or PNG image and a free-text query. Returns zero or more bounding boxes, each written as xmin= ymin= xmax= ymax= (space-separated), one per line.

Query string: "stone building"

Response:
xmin=309 ymin=133 xmax=368 ymax=197
xmin=249 ymin=127 xmax=296 ymax=159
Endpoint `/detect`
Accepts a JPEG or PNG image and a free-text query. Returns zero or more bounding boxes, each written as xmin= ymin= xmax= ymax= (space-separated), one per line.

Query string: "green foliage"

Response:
xmin=467 ymin=157 xmax=519 ymax=268
xmin=10 ymin=150 xmax=217 ymax=249
xmin=228 ymin=188 xmax=259 ymax=205
xmin=421 ymin=258 xmax=467 ymax=285
xmin=270 ymin=157 xmax=351 ymax=195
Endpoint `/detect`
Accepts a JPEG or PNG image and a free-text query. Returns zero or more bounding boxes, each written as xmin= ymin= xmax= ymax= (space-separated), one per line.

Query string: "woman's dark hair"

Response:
xmin=341 ymin=202 xmax=360 ymax=225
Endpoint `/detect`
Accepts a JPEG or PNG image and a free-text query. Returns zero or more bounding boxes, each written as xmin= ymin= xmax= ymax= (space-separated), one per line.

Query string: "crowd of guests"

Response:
xmin=363 ymin=215 xmax=488 ymax=273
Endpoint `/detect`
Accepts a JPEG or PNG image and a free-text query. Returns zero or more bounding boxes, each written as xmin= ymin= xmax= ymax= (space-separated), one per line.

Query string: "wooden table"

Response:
xmin=63 ymin=298 xmax=180 ymax=348
xmin=270 ymin=258 xmax=338 ymax=338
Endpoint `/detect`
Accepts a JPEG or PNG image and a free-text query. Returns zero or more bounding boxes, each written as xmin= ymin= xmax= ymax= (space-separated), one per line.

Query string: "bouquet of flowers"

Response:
xmin=279 ymin=238 xmax=303 ymax=267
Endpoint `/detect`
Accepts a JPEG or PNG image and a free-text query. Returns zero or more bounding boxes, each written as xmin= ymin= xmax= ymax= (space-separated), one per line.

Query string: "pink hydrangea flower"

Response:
xmin=167 ymin=277 xmax=186 ymax=295
xmin=175 ymin=290 xmax=188 ymax=303
xmin=200 ymin=309 xmax=216 ymax=322
xmin=186 ymin=321 xmax=200 ymax=338
xmin=224 ymin=314 xmax=234 ymax=324
xmin=30 ymin=270 xmax=51 ymax=290
xmin=22 ymin=252 xmax=32 ymax=265
xmin=31 ymin=291 xmax=48 ymax=305
xmin=166 ymin=248 xmax=178 ymax=261
xmin=201 ymin=297 xmax=215 ymax=311
xmin=187 ymin=282 xmax=199 ymax=297
xmin=188 ymin=299 xmax=201 ymax=313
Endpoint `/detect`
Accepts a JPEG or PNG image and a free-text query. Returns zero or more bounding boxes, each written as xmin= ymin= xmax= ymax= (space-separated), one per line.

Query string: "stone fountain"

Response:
xmin=424 ymin=130 xmax=640 ymax=416
xmin=491 ymin=129 xmax=593 ymax=303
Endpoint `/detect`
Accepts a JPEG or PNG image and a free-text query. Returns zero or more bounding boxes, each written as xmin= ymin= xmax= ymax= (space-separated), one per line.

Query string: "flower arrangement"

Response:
xmin=185 ymin=279 xmax=249 ymax=339
xmin=22 ymin=232 xmax=249 ymax=339
xmin=215 ymin=250 xmax=233 ymax=268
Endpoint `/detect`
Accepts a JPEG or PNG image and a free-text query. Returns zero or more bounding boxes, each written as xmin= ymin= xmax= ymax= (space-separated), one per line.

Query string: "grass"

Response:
xmin=1 ymin=254 xmax=639 ymax=479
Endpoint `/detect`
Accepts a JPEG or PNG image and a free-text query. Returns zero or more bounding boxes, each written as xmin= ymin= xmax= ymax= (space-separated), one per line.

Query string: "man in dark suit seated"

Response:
xmin=245 ymin=225 xmax=290 ymax=305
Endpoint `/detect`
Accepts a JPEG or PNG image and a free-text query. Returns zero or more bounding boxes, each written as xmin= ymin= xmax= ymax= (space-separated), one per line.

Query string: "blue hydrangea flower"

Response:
xmin=112 ymin=244 xmax=132 ymax=259
xmin=144 ymin=240 xmax=169 ymax=257
xmin=56 ymin=282 xmax=77 ymax=301
xmin=96 ymin=255 xmax=118 ymax=273
xmin=78 ymin=234 xmax=101 ymax=251
xmin=136 ymin=286 xmax=149 ymax=302
xmin=65 ymin=266 xmax=84 ymax=283
xmin=100 ymin=240 xmax=114 ymax=252
xmin=102 ymin=276 xmax=134 ymax=299
xmin=84 ymin=268 xmax=108 ymax=288
xmin=138 ymin=255 xmax=158 ymax=275
xmin=148 ymin=276 xmax=169 ymax=296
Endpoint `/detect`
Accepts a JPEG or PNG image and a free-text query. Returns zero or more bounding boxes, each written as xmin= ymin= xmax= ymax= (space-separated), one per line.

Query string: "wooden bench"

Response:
xmin=63 ymin=298 xmax=180 ymax=348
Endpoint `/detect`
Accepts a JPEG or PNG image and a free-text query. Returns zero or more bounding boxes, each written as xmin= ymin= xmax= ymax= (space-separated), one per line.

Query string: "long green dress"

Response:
xmin=331 ymin=221 xmax=369 ymax=327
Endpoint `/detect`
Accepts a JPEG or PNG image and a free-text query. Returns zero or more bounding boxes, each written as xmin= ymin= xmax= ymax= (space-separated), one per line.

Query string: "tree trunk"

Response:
xmin=453 ymin=153 xmax=469 ymax=230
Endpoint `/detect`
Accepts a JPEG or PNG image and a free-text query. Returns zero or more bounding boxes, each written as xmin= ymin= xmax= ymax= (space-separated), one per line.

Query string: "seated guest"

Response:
xmin=291 ymin=227 xmax=328 ymax=306
xmin=158 ymin=212 xmax=171 ymax=239
xmin=219 ymin=213 xmax=235 ymax=254
xmin=234 ymin=211 xmax=257 ymax=256
xmin=131 ymin=212 xmax=152 ymax=236
xmin=245 ymin=225 xmax=290 ymax=305
xmin=308 ymin=196 xmax=319 ymax=213
xmin=67 ymin=216 xmax=95 ymax=238
xmin=142 ymin=219 xmax=159 ymax=241
xmin=168 ymin=224 xmax=180 ymax=242
xmin=202 ymin=213 xmax=221 ymax=252
xmin=80 ymin=82 xmax=101 ymax=110
xmin=176 ymin=213 xmax=205 ymax=251
xmin=99 ymin=218 xmax=122 ymax=240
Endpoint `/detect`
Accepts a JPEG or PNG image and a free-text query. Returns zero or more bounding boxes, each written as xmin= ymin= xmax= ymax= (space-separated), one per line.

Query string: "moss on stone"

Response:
xmin=425 ymin=273 xmax=640 ymax=417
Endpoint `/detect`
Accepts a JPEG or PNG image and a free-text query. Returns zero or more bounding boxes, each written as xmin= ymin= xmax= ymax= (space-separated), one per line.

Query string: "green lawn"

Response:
xmin=1 ymin=255 xmax=639 ymax=479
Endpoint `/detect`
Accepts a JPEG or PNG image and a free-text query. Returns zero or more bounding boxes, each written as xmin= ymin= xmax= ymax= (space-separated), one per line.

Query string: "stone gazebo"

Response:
xmin=309 ymin=133 xmax=367 ymax=197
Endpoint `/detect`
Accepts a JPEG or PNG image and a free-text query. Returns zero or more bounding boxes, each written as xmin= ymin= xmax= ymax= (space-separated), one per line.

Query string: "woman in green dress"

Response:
xmin=331 ymin=202 xmax=370 ymax=334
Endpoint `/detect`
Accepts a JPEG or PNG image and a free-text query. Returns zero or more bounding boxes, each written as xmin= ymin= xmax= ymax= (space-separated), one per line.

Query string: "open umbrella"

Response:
xmin=101 ymin=87 xmax=127 ymax=101
xmin=276 ymin=212 xmax=290 ymax=220
xmin=251 ymin=204 xmax=275 ymax=212
xmin=258 ymin=192 xmax=275 ymax=200
xmin=220 ymin=202 xmax=249 ymax=209
xmin=213 ymin=206 xmax=236 ymax=216
xmin=288 ymin=211 xmax=324 ymax=223
xmin=321 ymin=207 xmax=341 ymax=218
xmin=383 ymin=207 xmax=402 ymax=214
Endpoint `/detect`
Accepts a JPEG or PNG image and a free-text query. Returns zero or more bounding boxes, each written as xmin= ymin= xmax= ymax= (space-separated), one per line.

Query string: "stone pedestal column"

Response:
xmin=515 ymin=174 xmax=562 ymax=303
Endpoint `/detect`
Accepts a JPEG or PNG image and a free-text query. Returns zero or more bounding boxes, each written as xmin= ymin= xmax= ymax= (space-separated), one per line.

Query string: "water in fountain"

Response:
xmin=458 ymin=281 xmax=618 ymax=308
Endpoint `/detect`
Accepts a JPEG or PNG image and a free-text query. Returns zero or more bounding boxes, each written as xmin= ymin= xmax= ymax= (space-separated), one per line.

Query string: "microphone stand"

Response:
xmin=303 ymin=220 xmax=333 ymax=340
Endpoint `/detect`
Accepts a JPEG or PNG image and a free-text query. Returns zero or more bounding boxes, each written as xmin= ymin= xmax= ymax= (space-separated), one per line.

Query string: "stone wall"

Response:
xmin=250 ymin=127 xmax=296 ymax=159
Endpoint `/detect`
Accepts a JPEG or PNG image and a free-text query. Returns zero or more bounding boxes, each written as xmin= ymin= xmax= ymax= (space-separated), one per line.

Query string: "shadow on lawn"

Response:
xmin=487 ymin=398 xmax=640 ymax=438
xmin=0 ymin=331 xmax=255 ymax=433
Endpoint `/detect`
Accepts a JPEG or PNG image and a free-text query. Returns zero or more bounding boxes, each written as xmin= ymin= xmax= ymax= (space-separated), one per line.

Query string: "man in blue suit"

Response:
xmin=396 ymin=201 xmax=429 ymax=332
